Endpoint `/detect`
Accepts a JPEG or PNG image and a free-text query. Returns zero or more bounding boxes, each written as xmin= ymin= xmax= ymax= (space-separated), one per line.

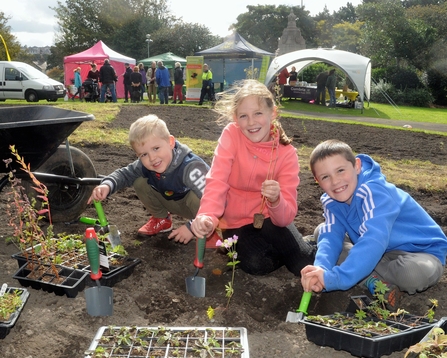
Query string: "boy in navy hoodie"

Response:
xmin=301 ymin=139 xmax=447 ymax=308
xmin=88 ymin=115 xmax=216 ymax=246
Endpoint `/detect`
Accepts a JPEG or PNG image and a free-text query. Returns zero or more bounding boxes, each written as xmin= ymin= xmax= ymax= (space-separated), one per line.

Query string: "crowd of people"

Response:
xmin=69 ymin=61 xmax=219 ymax=105
xmin=87 ymin=78 xmax=447 ymax=310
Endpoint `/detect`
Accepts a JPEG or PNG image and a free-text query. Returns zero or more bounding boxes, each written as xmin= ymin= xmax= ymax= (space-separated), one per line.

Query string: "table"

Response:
xmin=283 ymin=85 xmax=317 ymax=102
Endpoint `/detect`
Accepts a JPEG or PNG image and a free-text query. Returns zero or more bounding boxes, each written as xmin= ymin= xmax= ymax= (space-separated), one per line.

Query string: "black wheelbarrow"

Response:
xmin=0 ymin=105 xmax=103 ymax=222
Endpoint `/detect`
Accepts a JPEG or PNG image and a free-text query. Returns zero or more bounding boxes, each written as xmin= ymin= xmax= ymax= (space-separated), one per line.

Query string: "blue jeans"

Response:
xmin=100 ymin=83 xmax=117 ymax=103
xmin=328 ymin=88 xmax=336 ymax=107
xmin=158 ymin=86 xmax=169 ymax=104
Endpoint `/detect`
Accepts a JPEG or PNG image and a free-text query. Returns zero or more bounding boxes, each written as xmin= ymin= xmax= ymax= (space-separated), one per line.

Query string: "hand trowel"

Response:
xmin=185 ymin=236 xmax=206 ymax=297
xmin=85 ymin=228 xmax=113 ymax=316
xmin=286 ymin=291 xmax=312 ymax=323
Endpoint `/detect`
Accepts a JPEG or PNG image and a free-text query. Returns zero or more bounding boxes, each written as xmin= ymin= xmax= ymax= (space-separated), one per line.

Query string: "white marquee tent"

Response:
xmin=264 ymin=48 xmax=371 ymax=103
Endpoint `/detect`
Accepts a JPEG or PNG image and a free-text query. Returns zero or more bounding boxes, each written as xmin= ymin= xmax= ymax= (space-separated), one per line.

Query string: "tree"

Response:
xmin=232 ymin=5 xmax=316 ymax=53
xmin=0 ymin=11 xmax=25 ymax=61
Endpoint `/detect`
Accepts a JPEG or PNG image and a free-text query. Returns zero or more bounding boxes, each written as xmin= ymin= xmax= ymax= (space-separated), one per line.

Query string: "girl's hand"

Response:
xmin=168 ymin=224 xmax=194 ymax=244
xmin=261 ymin=179 xmax=280 ymax=206
xmin=191 ymin=215 xmax=214 ymax=238
xmin=88 ymin=184 xmax=110 ymax=204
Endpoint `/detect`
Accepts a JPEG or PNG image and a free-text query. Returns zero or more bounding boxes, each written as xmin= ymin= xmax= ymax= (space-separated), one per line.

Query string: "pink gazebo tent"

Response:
xmin=64 ymin=41 xmax=136 ymax=98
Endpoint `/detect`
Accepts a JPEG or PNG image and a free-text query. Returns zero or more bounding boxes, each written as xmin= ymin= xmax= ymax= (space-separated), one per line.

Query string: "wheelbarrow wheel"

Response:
xmin=23 ymin=145 xmax=97 ymax=223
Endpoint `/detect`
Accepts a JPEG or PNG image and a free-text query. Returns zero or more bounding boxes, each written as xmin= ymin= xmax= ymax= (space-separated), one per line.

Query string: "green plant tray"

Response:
xmin=0 ymin=286 xmax=30 ymax=339
xmin=84 ymin=326 xmax=249 ymax=358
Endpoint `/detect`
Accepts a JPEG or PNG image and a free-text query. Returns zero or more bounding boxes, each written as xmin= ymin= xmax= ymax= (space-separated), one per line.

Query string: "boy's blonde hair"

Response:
xmin=129 ymin=115 xmax=171 ymax=148
xmin=309 ymin=139 xmax=356 ymax=176
xmin=213 ymin=79 xmax=292 ymax=145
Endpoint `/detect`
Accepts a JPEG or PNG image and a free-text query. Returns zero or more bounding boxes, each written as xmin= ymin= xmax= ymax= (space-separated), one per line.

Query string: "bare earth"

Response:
xmin=1 ymin=105 xmax=446 ymax=358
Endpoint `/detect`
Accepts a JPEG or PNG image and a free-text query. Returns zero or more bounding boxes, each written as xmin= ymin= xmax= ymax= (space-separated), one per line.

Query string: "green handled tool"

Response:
xmin=185 ymin=236 xmax=206 ymax=297
xmin=286 ymin=291 xmax=312 ymax=322
xmin=84 ymin=228 xmax=113 ymax=316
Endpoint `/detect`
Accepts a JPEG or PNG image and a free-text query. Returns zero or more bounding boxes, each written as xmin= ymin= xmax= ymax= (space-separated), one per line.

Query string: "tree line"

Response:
xmin=1 ymin=0 xmax=446 ymax=105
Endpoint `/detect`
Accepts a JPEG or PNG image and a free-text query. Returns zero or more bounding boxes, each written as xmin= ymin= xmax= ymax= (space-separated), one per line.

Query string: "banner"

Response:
xmin=258 ymin=55 xmax=271 ymax=84
xmin=186 ymin=56 xmax=204 ymax=101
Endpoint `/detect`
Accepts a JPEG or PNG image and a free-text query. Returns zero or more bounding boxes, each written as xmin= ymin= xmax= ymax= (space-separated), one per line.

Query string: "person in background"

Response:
xmin=87 ymin=63 xmax=100 ymax=83
xmin=326 ymin=69 xmax=337 ymax=108
xmin=191 ymin=79 xmax=316 ymax=276
xmin=122 ymin=62 xmax=132 ymax=103
xmin=130 ymin=66 xmax=142 ymax=103
xmin=138 ymin=63 xmax=147 ymax=101
xmin=315 ymin=70 xmax=328 ymax=105
xmin=155 ymin=61 xmax=170 ymax=105
xmin=146 ymin=61 xmax=157 ymax=103
xmin=172 ymin=62 xmax=184 ymax=104
xmin=277 ymin=67 xmax=289 ymax=100
xmin=99 ymin=59 xmax=117 ymax=103
xmin=301 ymin=140 xmax=447 ymax=309
xmin=88 ymin=115 xmax=210 ymax=245
xmin=72 ymin=67 xmax=82 ymax=101
xmin=198 ymin=64 xmax=214 ymax=105
xmin=288 ymin=66 xmax=298 ymax=86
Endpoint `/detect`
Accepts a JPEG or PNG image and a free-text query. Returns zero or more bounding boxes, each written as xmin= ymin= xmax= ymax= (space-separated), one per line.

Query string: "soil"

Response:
xmin=1 ymin=105 xmax=447 ymax=358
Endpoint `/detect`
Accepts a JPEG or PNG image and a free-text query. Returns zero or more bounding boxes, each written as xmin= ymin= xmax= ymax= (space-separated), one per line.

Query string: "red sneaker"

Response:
xmin=138 ymin=215 xmax=172 ymax=236
xmin=206 ymin=230 xmax=222 ymax=249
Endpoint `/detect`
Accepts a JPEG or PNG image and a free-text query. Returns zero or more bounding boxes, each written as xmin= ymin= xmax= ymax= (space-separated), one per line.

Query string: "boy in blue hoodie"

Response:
xmin=301 ymin=139 xmax=447 ymax=308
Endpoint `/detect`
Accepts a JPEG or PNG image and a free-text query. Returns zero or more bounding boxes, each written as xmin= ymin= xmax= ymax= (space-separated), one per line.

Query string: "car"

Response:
xmin=0 ymin=61 xmax=66 ymax=102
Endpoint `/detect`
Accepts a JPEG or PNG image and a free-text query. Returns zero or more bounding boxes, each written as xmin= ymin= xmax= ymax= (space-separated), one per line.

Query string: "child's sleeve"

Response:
xmin=101 ymin=159 xmax=144 ymax=195
xmin=182 ymin=159 xmax=210 ymax=199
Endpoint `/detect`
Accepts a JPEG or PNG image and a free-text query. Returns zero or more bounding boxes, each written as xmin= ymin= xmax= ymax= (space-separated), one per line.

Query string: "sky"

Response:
xmin=2 ymin=0 xmax=363 ymax=47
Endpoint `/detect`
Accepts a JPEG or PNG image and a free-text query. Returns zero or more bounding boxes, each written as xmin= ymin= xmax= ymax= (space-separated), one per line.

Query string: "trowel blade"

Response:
xmin=107 ymin=225 xmax=121 ymax=248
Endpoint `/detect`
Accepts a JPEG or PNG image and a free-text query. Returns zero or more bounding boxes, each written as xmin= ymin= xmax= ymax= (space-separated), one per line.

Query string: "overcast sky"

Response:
xmin=2 ymin=0 xmax=362 ymax=47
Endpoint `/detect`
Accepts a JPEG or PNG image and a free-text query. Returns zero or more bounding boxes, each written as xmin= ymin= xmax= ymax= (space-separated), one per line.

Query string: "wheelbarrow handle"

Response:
xmin=193 ymin=237 xmax=206 ymax=269
xmin=85 ymin=227 xmax=102 ymax=280
xmin=93 ymin=200 xmax=108 ymax=227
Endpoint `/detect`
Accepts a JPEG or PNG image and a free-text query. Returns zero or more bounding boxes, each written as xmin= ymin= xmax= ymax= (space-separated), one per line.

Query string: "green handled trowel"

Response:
xmin=286 ymin=291 xmax=312 ymax=323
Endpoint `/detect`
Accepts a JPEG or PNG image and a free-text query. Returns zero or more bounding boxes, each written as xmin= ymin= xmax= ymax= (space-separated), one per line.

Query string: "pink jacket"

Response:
xmin=197 ymin=123 xmax=300 ymax=230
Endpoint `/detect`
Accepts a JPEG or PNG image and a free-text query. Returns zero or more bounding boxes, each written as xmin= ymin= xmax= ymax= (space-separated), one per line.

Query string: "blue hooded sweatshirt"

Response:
xmin=315 ymin=154 xmax=447 ymax=291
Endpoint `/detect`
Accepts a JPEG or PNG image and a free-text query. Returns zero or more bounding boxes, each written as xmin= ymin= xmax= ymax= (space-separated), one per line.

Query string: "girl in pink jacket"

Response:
xmin=191 ymin=80 xmax=315 ymax=275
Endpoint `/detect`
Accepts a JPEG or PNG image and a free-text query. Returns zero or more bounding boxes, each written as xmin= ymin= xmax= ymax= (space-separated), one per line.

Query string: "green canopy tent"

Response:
xmin=138 ymin=52 xmax=187 ymax=68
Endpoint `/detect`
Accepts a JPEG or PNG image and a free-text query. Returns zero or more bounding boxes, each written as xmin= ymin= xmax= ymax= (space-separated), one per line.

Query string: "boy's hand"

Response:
xmin=168 ymin=225 xmax=194 ymax=244
xmin=301 ymin=265 xmax=325 ymax=293
xmin=191 ymin=215 xmax=214 ymax=238
xmin=88 ymin=184 xmax=110 ymax=204
xmin=261 ymin=179 xmax=280 ymax=206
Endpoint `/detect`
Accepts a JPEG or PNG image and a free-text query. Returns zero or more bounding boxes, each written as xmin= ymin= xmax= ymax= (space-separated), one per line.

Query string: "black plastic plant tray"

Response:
xmin=84 ymin=257 xmax=142 ymax=287
xmin=302 ymin=312 xmax=436 ymax=358
xmin=12 ymin=249 xmax=141 ymax=288
xmin=84 ymin=326 xmax=249 ymax=358
xmin=12 ymin=262 xmax=88 ymax=298
xmin=0 ymin=287 xmax=30 ymax=339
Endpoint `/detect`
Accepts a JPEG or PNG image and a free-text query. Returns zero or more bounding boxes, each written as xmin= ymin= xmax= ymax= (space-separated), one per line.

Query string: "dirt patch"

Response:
xmin=1 ymin=105 xmax=446 ymax=357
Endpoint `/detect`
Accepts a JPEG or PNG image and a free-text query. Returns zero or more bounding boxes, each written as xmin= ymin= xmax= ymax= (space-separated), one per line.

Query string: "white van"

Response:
xmin=0 ymin=61 xmax=66 ymax=102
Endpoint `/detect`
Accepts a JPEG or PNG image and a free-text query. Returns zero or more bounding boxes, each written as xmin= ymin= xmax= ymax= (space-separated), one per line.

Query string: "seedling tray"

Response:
xmin=84 ymin=326 xmax=249 ymax=358
xmin=0 ymin=287 xmax=30 ymax=339
xmin=302 ymin=311 xmax=436 ymax=358
xmin=85 ymin=257 xmax=142 ymax=287
xmin=12 ymin=245 xmax=141 ymax=288
xmin=12 ymin=262 xmax=88 ymax=298
xmin=405 ymin=316 xmax=447 ymax=358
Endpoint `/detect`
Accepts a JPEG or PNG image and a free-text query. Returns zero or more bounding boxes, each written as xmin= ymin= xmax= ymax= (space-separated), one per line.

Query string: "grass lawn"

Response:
xmin=281 ymin=99 xmax=447 ymax=124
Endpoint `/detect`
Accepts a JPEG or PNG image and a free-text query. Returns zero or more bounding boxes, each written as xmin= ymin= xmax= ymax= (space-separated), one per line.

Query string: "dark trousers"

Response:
xmin=223 ymin=219 xmax=316 ymax=276
xmin=315 ymin=86 xmax=326 ymax=105
xmin=124 ymin=84 xmax=131 ymax=101
xmin=199 ymin=86 xmax=214 ymax=104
